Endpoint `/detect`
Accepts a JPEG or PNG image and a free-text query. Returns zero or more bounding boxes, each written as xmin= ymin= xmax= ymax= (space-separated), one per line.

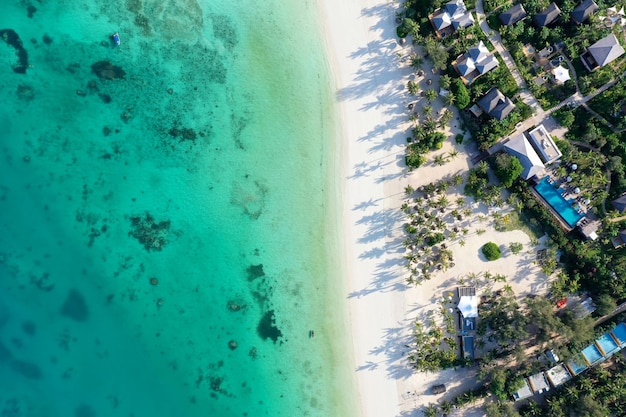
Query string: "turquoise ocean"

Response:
xmin=0 ymin=1 xmax=359 ymax=416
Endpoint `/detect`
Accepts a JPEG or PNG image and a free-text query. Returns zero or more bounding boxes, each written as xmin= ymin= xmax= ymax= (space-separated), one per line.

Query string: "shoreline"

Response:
xmin=317 ymin=0 xmax=411 ymax=416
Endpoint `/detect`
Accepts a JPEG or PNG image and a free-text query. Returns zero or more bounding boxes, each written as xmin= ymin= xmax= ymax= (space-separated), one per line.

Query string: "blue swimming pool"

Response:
xmin=534 ymin=177 xmax=585 ymax=227
xmin=582 ymin=344 xmax=604 ymax=365
xmin=567 ymin=353 xmax=589 ymax=375
xmin=596 ymin=333 xmax=620 ymax=357
xmin=612 ymin=322 xmax=626 ymax=346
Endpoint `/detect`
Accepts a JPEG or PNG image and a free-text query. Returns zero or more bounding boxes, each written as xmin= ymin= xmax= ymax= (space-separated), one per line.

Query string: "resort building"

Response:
xmin=513 ymin=379 xmax=533 ymax=401
xmin=515 ymin=323 xmax=626 ymax=401
xmin=578 ymin=214 xmax=601 ymax=240
xmin=527 ymin=124 xmax=562 ymax=164
xmin=534 ymin=2 xmax=561 ymax=27
xmin=503 ymin=133 xmax=545 ymax=180
xmin=429 ymin=0 xmax=475 ymax=38
xmin=499 ymin=4 xmax=527 ymax=26
xmin=610 ymin=229 xmax=626 ymax=248
xmin=545 ymin=364 xmax=572 ymax=388
xmin=453 ymin=41 xmax=499 ymax=84
xmin=571 ymin=0 xmax=599 ymax=24
xmin=581 ymin=33 xmax=625 ymax=71
xmin=477 ymin=87 xmax=515 ymax=121
xmin=611 ymin=194 xmax=626 ymax=213
xmin=528 ymin=372 xmax=550 ymax=394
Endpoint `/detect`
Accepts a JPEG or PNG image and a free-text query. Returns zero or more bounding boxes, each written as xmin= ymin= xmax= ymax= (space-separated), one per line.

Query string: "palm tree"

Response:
xmin=444 ymin=92 xmax=456 ymax=106
xmin=448 ymin=149 xmax=459 ymax=159
xmin=423 ymin=104 xmax=433 ymax=116
xmin=456 ymin=196 xmax=466 ymax=206
xmin=433 ymin=154 xmax=448 ymax=166
xmin=407 ymin=80 xmax=420 ymax=95
xmin=476 ymin=160 xmax=489 ymax=175
xmin=425 ymin=88 xmax=438 ymax=102
xmin=424 ymin=405 xmax=437 ymax=417
xmin=410 ymin=54 xmax=423 ymax=71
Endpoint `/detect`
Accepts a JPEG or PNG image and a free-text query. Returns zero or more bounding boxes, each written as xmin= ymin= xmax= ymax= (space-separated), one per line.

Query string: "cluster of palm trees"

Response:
xmin=408 ymin=305 xmax=459 ymax=372
xmin=401 ymin=177 xmax=472 ymax=285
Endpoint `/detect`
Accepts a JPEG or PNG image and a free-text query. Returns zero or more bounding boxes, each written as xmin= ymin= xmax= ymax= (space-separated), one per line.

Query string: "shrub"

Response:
xmin=427 ymin=233 xmax=445 ymax=246
xmin=482 ymin=242 xmax=501 ymax=261
xmin=509 ymin=242 xmax=524 ymax=255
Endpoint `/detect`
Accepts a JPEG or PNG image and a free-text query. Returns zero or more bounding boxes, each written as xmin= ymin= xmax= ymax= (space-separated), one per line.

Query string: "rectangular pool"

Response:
xmin=612 ymin=322 xmax=626 ymax=346
xmin=566 ymin=353 xmax=589 ymax=375
xmin=596 ymin=332 xmax=620 ymax=357
xmin=582 ymin=344 xmax=604 ymax=365
xmin=534 ymin=177 xmax=585 ymax=227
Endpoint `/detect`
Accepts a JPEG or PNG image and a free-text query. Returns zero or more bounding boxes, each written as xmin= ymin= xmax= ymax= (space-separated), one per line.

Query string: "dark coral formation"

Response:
xmin=61 ymin=289 xmax=89 ymax=321
xmin=21 ymin=321 xmax=36 ymax=335
xmin=128 ymin=212 xmax=170 ymax=252
xmin=98 ymin=93 xmax=112 ymax=103
xmin=27 ymin=5 xmax=37 ymax=18
xmin=91 ymin=60 xmax=126 ymax=80
xmin=168 ymin=126 xmax=197 ymax=141
xmin=247 ymin=264 xmax=264 ymax=281
xmin=210 ymin=14 xmax=238 ymax=51
xmin=0 ymin=29 xmax=29 ymax=73
xmin=257 ymin=310 xmax=282 ymax=342
xmin=227 ymin=300 xmax=246 ymax=311
xmin=17 ymin=84 xmax=34 ymax=101
xmin=228 ymin=340 xmax=238 ymax=350
xmin=42 ymin=33 xmax=52 ymax=44
xmin=75 ymin=404 xmax=96 ymax=417
xmin=10 ymin=359 xmax=42 ymax=379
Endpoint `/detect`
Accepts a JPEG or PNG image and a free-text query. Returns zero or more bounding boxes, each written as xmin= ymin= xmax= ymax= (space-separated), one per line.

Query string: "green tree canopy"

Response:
xmin=451 ymin=78 xmax=470 ymax=109
xmin=494 ymin=153 xmax=523 ymax=188
xmin=424 ymin=37 xmax=449 ymax=70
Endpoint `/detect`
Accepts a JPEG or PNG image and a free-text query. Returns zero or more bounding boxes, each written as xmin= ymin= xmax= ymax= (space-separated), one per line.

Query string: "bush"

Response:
xmin=509 ymin=242 xmax=524 ymax=255
xmin=482 ymin=242 xmax=501 ymax=261
xmin=427 ymin=233 xmax=446 ymax=246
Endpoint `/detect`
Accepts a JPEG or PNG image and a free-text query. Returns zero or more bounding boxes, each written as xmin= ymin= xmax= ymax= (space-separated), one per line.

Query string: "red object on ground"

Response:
xmin=556 ymin=298 xmax=568 ymax=308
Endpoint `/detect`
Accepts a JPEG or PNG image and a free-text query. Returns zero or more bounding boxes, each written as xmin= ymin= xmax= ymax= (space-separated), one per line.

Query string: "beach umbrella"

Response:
xmin=574 ymin=187 xmax=581 ymax=194
xmin=567 ymin=176 xmax=572 ymax=182
xmin=571 ymin=164 xmax=577 ymax=170
xmin=585 ymin=199 xmax=591 ymax=204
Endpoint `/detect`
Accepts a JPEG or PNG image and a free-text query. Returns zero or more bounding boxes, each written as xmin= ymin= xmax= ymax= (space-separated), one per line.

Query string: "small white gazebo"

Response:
xmin=552 ymin=66 xmax=571 ymax=84
xmin=458 ymin=295 xmax=478 ymax=318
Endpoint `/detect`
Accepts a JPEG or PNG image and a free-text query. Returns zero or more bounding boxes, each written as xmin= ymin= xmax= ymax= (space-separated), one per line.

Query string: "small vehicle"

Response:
xmin=432 ymin=384 xmax=446 ymax=394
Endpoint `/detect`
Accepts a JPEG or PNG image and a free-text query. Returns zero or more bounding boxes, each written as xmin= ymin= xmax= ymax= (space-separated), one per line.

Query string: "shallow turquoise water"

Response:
xmin=0 ymin=1 xmax=357 ymax=416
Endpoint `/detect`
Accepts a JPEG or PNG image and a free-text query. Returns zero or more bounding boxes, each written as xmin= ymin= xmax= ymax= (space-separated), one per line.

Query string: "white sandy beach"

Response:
xmin=318 ymin=0 xmax=553 ymax=416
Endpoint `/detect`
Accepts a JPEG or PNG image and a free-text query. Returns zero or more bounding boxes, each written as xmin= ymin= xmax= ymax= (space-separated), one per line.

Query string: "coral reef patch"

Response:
xmin=246 ymin=264 xmax=264 ymax=281
xmin=60 ymin=289 xmax=89 ymax=322
xmin=16 ymin=84 xmax=34 ymax=101
xmin=128 ymin=212 xmax=171 ymax=251
xmin=257 ymin=310 xmax=282 ymax=342
xmin=74 ymin=404 xmax=96 ymax=417
xmin=0 ymin=29 xmax=29 ymax=73
xmin=91 ymin=60 xmax=126 ymax=80
xmin=10 ymin=359 xmax=42 ymax=379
